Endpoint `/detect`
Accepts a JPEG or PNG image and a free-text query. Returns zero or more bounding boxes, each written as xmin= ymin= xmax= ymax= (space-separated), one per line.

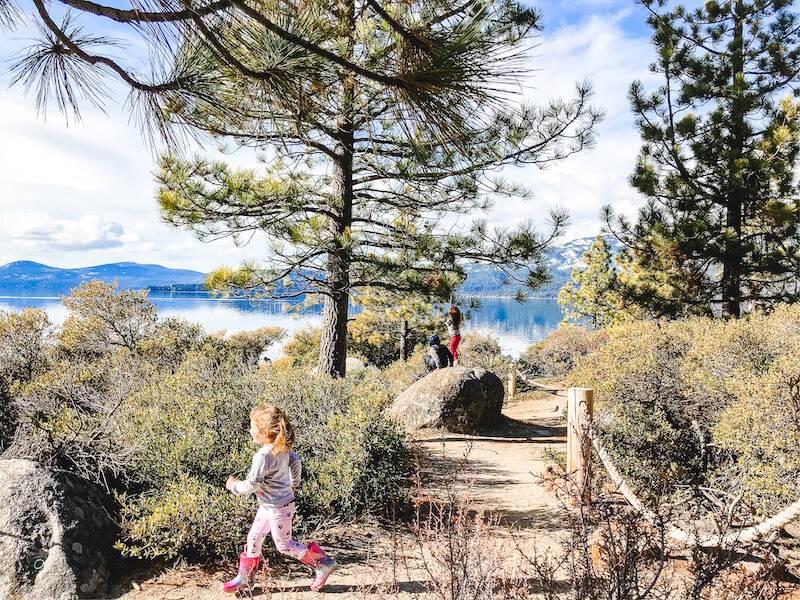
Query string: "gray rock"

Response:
xmin=345 ymin=357 xmax=367 ymax=371
xmin=0 ymin=459 xmax=118 ymax=600
xmin=388 ymin=366 xmax=504 ymax=433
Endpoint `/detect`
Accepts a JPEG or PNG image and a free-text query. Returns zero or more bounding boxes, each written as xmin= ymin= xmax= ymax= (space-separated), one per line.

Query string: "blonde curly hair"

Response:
xmin=250 ymin=405 xmax=295 ymax=455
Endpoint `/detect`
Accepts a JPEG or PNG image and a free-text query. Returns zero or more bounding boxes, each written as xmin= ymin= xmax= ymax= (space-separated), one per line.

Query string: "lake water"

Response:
xmin=0 ymin=291 xmax=565 ymax=358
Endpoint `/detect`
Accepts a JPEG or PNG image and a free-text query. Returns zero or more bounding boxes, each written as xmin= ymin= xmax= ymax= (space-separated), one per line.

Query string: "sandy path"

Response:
xmin=415 ymin=390 xmax=566 ymax=530
xmin=109 ymin=390 xmax=568 ymax=599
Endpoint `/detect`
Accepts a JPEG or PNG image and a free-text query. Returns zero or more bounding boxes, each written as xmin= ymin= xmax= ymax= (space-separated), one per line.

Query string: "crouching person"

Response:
xmin=424 ymin=334 xmax=454 ymax=371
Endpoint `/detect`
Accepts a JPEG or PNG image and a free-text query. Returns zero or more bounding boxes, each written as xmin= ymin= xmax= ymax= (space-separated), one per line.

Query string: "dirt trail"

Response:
xmin=415 ymin=389 xmax=566 ymax=531
xmin=110 ymin=390 xmax=568 ymax=599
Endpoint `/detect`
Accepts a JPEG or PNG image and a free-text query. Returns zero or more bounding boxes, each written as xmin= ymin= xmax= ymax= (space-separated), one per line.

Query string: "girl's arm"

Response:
xmin=289 ymin=450 xmax=302 ymax=489
xmin=228 ymin=452 xmax=267 ymax=496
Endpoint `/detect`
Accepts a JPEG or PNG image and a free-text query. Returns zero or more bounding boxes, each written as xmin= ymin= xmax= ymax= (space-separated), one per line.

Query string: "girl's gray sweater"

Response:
xmin=231 ymin=443 xmax=301 ymax=506
xmin=445 ymin=315 xmax=460 ymax=337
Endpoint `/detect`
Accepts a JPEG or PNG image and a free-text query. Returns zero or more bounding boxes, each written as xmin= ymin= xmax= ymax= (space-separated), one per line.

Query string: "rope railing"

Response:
xmin=571 ymin=392 xmax=800 ymax=547
xmin=511 ymin=369 xmax=564 ymax=394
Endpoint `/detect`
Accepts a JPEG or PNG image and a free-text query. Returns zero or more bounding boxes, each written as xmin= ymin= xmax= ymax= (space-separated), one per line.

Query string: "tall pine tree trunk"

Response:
xmin=319 ymin=113 xmax=354 ymax=377
xmin=319 ymin=0 xmax=355 ymax=378
xmin=723 ymin=2 xmax=745 ymax=318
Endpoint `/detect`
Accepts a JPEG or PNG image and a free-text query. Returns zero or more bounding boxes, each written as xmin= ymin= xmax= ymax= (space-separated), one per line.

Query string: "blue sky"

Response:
xmin=0 ymin=0 xmax=659 ymax=272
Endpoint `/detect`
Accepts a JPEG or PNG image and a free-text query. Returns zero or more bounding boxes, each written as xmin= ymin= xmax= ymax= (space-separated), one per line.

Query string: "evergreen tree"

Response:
xmin=7 ymin=0 xmax=601 ymax=376
xmin=558 ymin=235 xmax=634 ymax=328
xmin=151 ymin=1 xmax=601 ymax=376
xmin=605 ymin=0 xmax=800 ymax=317
xmin=349 ymin=288 xmax=441 ymax=365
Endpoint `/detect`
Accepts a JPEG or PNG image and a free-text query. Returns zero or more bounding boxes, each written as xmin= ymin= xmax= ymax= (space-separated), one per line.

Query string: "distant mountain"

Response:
xmin=2 ymin=236 xmax=618 ymax=297
xmin=458 ymin=235 xmax=622 ymax=298
xmin=0 ymin=261 xmax=206 ymax=291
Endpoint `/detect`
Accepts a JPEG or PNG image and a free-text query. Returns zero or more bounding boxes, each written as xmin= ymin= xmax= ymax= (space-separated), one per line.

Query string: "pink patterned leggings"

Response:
xmin=245 ymin=501 xmax=307 ymax=559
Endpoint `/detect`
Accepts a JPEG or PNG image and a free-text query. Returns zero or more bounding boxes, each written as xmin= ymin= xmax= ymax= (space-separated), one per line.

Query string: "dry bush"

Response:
xmin=569 ymin=305 xmax=800 ymax=512
xmin=534 ymin=428 xmax=796 ymax=600
xmin=413 ymin=494 xmax=526 ymax=600
xmin=518 ymin=326 xmax=606 ymax=380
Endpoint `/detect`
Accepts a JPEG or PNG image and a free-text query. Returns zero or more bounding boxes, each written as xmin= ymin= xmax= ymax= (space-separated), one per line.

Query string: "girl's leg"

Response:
xmin=221 ymin=508 xmax=269 ymax=592
xmin=450 ymin=335 xmax=461 ymax=362
xmin=246 ymin=505 xmax=276 ymax=557
xmin=267 ymin=502 xmax=307 ymax=559
xmin=268 ymin=503 xmax=336 ymax=591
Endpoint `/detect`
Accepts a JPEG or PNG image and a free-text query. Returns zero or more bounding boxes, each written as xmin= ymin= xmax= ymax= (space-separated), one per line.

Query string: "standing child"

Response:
xmin=222 ymin=405 xmax=336 ymax=593
xmin=445 ymin=306 xmax=462 ymax=365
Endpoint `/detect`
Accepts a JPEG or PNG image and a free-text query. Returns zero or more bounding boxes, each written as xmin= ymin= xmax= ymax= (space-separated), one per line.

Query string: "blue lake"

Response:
xmin=0 ymin=290 xmax=564 ymax=358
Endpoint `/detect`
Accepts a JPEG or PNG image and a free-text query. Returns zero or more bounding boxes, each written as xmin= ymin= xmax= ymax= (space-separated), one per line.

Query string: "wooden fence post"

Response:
xmin=508 ymin=369 xmax=517 ymax=399
xmin=567 ymin=387 xmax=594 ymax=503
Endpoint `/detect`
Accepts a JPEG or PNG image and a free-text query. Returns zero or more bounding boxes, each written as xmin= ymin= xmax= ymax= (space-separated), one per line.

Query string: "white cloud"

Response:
xmin=2 ymin=213 xmax=126 ymax=250
xmin=483 ymin=6 xmax=658 ymax=241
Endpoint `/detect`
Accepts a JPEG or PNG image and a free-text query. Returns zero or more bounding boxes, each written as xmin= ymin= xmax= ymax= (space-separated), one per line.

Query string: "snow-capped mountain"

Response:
xmin=460 ymin=235 xmax=622 ymax=298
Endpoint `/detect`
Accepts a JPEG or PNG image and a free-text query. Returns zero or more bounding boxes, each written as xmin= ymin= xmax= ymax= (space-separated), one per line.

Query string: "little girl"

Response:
xmin=222 ymin=405 xmax=335 ymax=593
xmin=445 ymin=306 xmax=462 ymax=364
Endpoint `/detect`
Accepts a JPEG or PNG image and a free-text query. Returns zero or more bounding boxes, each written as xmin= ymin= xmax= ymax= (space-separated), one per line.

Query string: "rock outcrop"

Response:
xmin=0 ymin=459 xmax=118 ymax=600
xmin=388 ymin=366 xmax=504 ymax=433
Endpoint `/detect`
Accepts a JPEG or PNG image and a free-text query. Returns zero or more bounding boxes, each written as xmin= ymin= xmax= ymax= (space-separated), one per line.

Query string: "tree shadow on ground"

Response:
xmin=415 ymin=414 xmax=566 ymax=444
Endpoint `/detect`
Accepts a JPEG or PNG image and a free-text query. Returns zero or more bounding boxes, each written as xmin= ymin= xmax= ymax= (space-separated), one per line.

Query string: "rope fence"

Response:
xmin=567 ymin=387 xmax=800 ymax=548
xmin=509 ymin=369 xmax=564 ymax=398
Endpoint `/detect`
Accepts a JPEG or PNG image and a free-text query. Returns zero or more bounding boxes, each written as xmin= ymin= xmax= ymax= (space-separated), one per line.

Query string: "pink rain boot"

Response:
xmin=221 ymin=552 xmax=261 ymax=593
xmin=300 ymin=542 xmax=336 ymax=591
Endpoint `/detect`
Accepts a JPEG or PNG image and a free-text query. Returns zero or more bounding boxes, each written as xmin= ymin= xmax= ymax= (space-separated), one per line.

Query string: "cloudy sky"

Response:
xmin=0 ymin=0 xmax=659 ymax=273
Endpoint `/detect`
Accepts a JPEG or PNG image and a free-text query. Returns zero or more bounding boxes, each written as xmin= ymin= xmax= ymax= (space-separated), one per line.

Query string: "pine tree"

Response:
xmin=7 ymin=0 xmax=601 ymax=376
xmin=558 ymin=235 xmax=635 ymax=328
xmin=349 ymin=287 xmax=441 ymax=365
xmin=605 ymin=0 xmax=800 ymax=317
xmin=150 ymin=1 xmax=601 ymax=376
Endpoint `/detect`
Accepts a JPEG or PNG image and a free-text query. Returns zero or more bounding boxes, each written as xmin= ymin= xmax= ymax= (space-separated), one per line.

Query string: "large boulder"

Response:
xmin=0 ymin=459 xmax=119 ymax=600
xmin=388 ymin=366 xmax=504 ymax=433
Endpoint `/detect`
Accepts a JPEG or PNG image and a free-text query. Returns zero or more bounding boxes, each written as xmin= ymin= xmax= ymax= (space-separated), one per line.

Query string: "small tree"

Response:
xmin=350 ymin=287 xmax=442 ymax=366
xmin=0 ymin=307 xmax=51 ymax=383
xmin=58 ymin=280 xmax=157 ymax=356
xmin=558 ymin=235 xmax=634 ymax=328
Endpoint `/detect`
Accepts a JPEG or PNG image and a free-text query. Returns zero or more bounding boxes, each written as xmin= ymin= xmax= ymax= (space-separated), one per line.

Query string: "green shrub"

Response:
xmin=116 ymin=475 xmax=251 ymax=560
xmin=711 ymin=305 xmax=800 ymax=514
xmin=138 ymin=317 xmax=205 ymax=372
xmin=243 ymin=364 xmax=413 ymax=519
xmin=281 ymin=326 xmax=321 ymax=367
xmin=348 ymin=308 xmax=437 ymax=368
xmin=0 ymin=307 xmax=51 ymax=384
xmin=518 ymin=325 xmax=604 ymax=380
xmin=380 ymin=349 xmax=430 ymax=397
xmin=7 ymin=353 xmax=153 ymax=483
xmin=569 ymin=320 xmax=702 ymax=501
xmin=208 ymin=326 xmax=285 ymax=365
xmin=0 ymin=307 xmax=51 ymax=448
xmin=115 ymin=356 xmax=413 ymax=559
xmin=458 ymin=330 xmax=513 ymax=382
xmin=58 ymin=280 xmax=157 ymax=356
xmin=1 ymin=287 xmax=413 ymax=562
xmin=569 ymin=306 xmax=800 ymax=511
